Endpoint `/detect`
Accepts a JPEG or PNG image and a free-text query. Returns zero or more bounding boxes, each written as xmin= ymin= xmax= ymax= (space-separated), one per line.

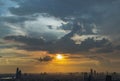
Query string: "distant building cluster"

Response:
xmin=0 ymin=68 xmax=120 ymax=81
xmin=83 ymin=69 xmax=116 ymax=81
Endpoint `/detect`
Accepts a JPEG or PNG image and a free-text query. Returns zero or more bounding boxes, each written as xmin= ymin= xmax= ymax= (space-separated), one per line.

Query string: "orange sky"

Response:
xmin=0 ymin=48 xmax=120 ymax=73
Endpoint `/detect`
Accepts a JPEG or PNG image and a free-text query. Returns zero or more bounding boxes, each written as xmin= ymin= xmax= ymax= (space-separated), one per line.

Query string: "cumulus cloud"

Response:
xmin=0 ymin=14 xmax=68 ymax=41
xmin=0 ymin=0 xmax=120 ymax=55
xmin=1 ymin=0 xmax=120 ymax=43
xmin=9 ymin=0 xmax=120 ymax=43
xmin=71 ymin=34 xmax=108 ymax=44
xmin=23 ymin=14 xmax=68 ymax=40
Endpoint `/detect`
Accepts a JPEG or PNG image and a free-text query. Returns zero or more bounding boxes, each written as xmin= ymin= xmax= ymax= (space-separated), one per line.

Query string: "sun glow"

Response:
xmin=56 ymin=54 xmax=63 ymax=60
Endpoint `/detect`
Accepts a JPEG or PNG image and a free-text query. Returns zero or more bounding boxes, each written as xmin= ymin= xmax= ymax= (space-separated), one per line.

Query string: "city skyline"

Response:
xmin=0 ymin=0 xmax=120 ymax=73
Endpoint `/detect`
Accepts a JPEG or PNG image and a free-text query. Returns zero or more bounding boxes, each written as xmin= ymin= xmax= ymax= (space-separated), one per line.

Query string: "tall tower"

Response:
xmin=90 ymin=69 xmax=93 ymax=76
xmin=16 ymin=68 xmax=19 ymax=79
xmin=15 ymin=67 xmax=22 ymax=80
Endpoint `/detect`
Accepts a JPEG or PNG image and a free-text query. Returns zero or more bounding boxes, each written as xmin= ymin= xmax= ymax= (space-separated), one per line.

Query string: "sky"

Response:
xmin=0 ymin=0 xmax=120 ymax=73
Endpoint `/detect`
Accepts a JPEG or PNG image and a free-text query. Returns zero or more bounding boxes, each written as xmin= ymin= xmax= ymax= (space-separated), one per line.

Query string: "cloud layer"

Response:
xmin=0 ymin=0 xmax=120 ymax=72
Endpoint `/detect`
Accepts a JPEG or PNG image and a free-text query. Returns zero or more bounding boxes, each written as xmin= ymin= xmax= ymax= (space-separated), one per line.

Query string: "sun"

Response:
xmin=56 ymin=54 xmax=63 ymax=60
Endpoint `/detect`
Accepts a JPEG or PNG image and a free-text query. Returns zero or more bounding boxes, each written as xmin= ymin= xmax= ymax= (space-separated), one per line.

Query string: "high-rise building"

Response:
xmin=15 ymin=67 xmax=22 ymax=80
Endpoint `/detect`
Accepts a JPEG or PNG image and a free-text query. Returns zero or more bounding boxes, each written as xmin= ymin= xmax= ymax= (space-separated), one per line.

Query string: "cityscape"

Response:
xmin=0 ymin=68 xmax=120 ymax=81
xmin=0 ymin=0 xmax=120 ymax=81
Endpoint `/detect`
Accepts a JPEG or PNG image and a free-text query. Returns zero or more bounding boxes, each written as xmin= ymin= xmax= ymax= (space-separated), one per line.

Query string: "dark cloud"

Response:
xmin=4 ymin=34 xmax=113 ymax=54
xmin=51 ymin=36 xmax=112 ymax=54
xmin=0 ymin=0 xmax=120 ymax=55
xmin=114 ymin=45 xmax=120 ymax=51
xmin=36 ymin=56 xmax=53 ymax=62
xmin=95 ymin=47 xmax=113 ymax=53
xmin=9 ymin=0 xmax=120 ymax=43
xmin=4 ymin=35 xmax=45 ymax=45
xmin=0 ymin=14 xmax=66 ymax=41
xmin=0 ymin=16 xmax=34 ymax=23
xmin=3 ymin=18 xmax=119 ymax=54
xmin=10 ymin=0 xmax=114 ymax=17
xmin=0 ymin=23 xmax=13 ymax=37
xmin=0 ymin=1 xmax=4 ymax=6
xmin=4 ymin=35 xmax=53 ymax=51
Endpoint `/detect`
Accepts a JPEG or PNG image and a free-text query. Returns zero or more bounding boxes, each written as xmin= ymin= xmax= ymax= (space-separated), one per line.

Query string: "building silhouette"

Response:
xmin=105 ymin=75 xmax=112 ymax=81
xmin=15 ymin=67 xmax=22 ymax=80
